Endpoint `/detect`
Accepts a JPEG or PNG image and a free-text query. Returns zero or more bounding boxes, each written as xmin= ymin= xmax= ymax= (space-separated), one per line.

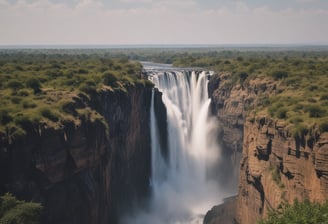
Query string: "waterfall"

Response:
xmin=123 ymin=68 xmax=223 ymax=224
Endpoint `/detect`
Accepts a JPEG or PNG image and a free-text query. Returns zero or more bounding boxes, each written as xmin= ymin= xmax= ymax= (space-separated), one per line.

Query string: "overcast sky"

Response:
xmin=0 ymin=0 xmax=328 ymax=45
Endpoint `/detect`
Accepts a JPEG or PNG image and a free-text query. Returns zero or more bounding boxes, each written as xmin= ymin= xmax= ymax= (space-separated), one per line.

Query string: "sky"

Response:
xmin=0 ymin=0 xmax=328 ymax=45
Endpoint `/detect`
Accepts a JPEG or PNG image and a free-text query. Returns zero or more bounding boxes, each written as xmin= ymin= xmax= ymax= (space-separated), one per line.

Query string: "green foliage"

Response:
xmin=0 ymin=193 xmax=42 ymax=224
xmin=319 ymin=121 xmax=328 ymax=132
xmin=291 ymin=123 xmax=308 ymax=138
xmin=102 ymin=72 xmax=118 ymax=86
xmin=258 ymin=200 xmax=328 ymax=224
xmin=7 ymin=80 xmax=23 ymax=92
xmin=40 ymin=107 xmax=59 ymax=122
xmin=26 ymin=78 xmax=41 ymax=94
xmin=276 ymin=108 xmax=288 ymax=119
xmin=17 ymin=89 xmax=29 ymax=97
xmin=0 ymin=109 xmax=13 ymax=125
xmin=79 ymin=83 xmax=97 ymax=95
xmin=305 ymin=105 xmax=326 ymax=118
xmin=166 ymin=49 xmax=328 ymax=134
xmin=0 ymin=51 xmax=147 ymax=137
xmin=270 ymin=70 xmax=288 ymax=80
xmin=270 ymin=167 xmax=284 ymax=189
xmin=14 ymin=114 xmax=40 ymax=128
xmin=60 ymin=100 xmax=76 ymax=115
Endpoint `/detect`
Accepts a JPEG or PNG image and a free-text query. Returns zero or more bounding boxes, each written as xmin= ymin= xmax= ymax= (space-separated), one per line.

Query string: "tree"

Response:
xmin=258 ymin=200 xmax=328 ymax=224
xmin=26 ymin=78 xmax=41 ymax=94
xmin=270 ymin=70 xmax=288 ymax=80
xmin=102 ymin=72 xmax=118 ymax=86
xmin=7 ymin=81 xmax=23 ymax=92
xmin=0 ymin=193 xmax=42 ymax=224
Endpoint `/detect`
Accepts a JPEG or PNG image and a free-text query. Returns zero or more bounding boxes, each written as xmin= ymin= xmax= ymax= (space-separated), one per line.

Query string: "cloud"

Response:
xmin=0 ymin=0 xmax=327 ymax=44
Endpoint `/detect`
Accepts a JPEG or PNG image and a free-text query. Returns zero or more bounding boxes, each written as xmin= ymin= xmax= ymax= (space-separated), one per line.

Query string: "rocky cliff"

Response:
xmin=237 ymin=117 xmax=328 ymax=224
xmin=0 ymin=83 xmax=165 ymax=224
xmin=207 ymin=72 xmax=328 ymax=224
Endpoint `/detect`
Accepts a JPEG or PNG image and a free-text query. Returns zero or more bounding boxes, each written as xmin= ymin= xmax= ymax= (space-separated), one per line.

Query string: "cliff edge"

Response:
xmin=0 ymin=84 xmax=166 ymax=224
xmin=207 ymin=72 xmax=328 ymax=224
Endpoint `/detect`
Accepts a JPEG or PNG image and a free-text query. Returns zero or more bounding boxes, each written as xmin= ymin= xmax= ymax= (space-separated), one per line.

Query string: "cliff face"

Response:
xmin=0 ymin=84 xmax=162 ymax=224
xmin=237 ymin=118 xmax=328 ymax=224
xmin=208 ymin=73 xmax=276 ymax=189
xmin=208 ymin=73 xmax=328 ymax=224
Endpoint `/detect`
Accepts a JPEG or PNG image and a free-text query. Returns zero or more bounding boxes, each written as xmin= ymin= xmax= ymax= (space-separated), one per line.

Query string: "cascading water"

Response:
xmin=123 ymin=65 xmax=227 ymax=224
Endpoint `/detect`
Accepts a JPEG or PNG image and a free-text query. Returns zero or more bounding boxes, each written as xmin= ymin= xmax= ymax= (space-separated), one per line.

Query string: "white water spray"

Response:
xmin=123 ymin=68 xmax=224 ymax=224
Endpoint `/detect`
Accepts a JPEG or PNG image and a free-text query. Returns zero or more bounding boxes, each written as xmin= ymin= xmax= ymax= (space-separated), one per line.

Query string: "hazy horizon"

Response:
xmin=1 ymin=0 xmax=328 ymax=45
xmin=1 ymin=44 xmax=328 ymax=50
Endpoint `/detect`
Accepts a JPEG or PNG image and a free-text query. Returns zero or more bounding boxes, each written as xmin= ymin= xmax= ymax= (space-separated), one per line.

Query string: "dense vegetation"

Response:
xmin=0 ymin=51 xmax=151 ymax=139
xmin=1 ymin=47 xmax=327 ymax=139
xmin=258 ymin=200 xmax=328 ymax=224
xmin=0 ymin=193 xmax=42 ymax=224
xmin=169 ymin=49 xmax=328 ymax=137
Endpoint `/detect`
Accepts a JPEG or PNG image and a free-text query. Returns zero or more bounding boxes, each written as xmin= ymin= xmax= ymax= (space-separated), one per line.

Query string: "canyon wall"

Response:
xmin=237 ymin=117 xmax=328 ymax=224
xmin=208 ymin=72 xmax=328 ymax=224
xmin=0 ymin=84 xmax=165 ymax=224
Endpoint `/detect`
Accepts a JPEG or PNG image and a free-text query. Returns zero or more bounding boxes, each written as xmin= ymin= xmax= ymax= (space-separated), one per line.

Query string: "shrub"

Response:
xmin=308 ymin=85 xmax=318 ymax=91
xmin=7 ymin=80 xmax=24 ymax=92
xmin=293 ymin=104 xmax=303 ymax=111
xmin=291 ymin=123 xmax=308 ymax=138
xmin=289 ymin=117 xmax=303 ymax=124
xmin=14 ymin=114 xmax=40 ymax=128
xmin=276 ymin=108 xmax=288 ymax=119
xmin=238 ymin=72 xmax=248 ymax=85
xmin=22 ymin=101 xmax=37 ymax=109
xmin=320 ymin=94 xmax=328 ymax=101
xmin=319 ymin=121 xmax=328 ymax=132
xmin=102 ymin=72 xmax=118 ymax=86
xmin=271 ymin=70 xmax=288 ymax=80
xmin=40 ymin=107 xmax=59 ymax=122
xmin=305 ymin=105 xmax=326 ymax=118
xmin=271 ymin=167 xmax=281 ymax=185
xmin=0 ymin=109 xmax=13 ymax=125
xmin=258 ymin=200 xmax=328 ymax=224
xmin=11 ymin=96 xmax=22 ymax=104
xmin=0 ymin=193 xmax=42 ymax=224
xmin=79 ymin=83 xmax=97 ymax=95
xmin=17 ymin=89 xmax=29 ymax=96
xmin=60 ymin=100 xmax=76 ymax=115
xmin=26 ymin=78 xmax=41 ymax=94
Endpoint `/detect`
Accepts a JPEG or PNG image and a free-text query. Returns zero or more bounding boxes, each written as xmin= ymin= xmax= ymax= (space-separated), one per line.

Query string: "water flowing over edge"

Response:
xmin=122 ymin=69 xmax=227 ymax=224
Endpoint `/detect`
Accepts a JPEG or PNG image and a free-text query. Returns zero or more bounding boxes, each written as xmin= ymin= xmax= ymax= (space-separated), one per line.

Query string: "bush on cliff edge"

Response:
xmin=258 ymin=200 xmax=328 ymax=224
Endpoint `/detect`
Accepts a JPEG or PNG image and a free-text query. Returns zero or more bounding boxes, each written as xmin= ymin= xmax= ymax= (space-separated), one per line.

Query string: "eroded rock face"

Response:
xmin=208 ymin=74 xmax=276 ymax=189
xmin=237 ymin=119 xmax=328 ymax=224
xmin=0 ymin=84 xmax=165 ymax=224
xmin=208 ymin=72 xmax=328 ymax=224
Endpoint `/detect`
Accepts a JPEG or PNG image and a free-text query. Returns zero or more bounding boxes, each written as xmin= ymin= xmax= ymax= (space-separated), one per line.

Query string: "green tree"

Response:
xmin=102 ymin=72 xmax=118 ymax=86
xmin=258 ymin=200 xmax=328 ymax=224
xmin=270 ymin=70 xmax=288 ymax=80
xmin=0 ymin=193 xmax=42 ymax=224
xmin=7 ymin=81 xmax=23 ymax=92
xmin=26 ymin=78 xmax=41 ymax=94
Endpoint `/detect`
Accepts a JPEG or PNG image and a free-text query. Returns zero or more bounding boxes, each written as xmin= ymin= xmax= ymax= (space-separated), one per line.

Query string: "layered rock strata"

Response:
xmin=0 ymin=84 xmax=166 ymax=224
xmin=208 ymin=72 xmax=328 ymax=224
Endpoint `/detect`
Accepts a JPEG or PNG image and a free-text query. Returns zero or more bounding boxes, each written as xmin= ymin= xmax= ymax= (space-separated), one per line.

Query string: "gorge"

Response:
xmin=1 ymin=50 xmax=327 ymax=224
xmin=122 ymin=64 xmax=237 ymax=223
